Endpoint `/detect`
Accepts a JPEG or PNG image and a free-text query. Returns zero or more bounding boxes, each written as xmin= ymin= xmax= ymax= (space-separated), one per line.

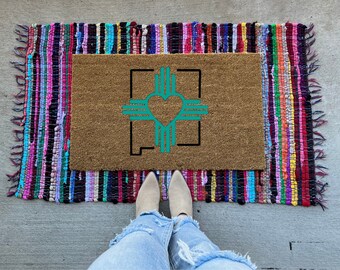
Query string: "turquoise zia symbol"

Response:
xmin=122 ymin=67 xmax=208 ymax=153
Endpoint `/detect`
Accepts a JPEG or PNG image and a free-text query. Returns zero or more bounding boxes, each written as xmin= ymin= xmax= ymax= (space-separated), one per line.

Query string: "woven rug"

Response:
xmin=8 ymin=22 xmax=327 ymax=207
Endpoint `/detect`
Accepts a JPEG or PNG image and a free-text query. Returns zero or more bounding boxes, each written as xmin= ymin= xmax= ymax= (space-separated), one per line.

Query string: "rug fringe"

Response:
xmin=306 ymin=23 xmax=328 ymax=209
xmin=7 ymin=24 xmax=28 ymax=197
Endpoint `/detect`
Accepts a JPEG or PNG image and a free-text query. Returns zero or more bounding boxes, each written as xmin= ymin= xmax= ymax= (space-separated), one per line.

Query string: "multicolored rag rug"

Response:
xmin=8 ymin=22 xmax=327 ymax=207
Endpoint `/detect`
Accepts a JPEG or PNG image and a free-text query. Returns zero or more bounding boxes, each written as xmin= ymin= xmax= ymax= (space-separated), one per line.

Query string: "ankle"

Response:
xmin=177 ymin=212 xmax=189 ymax=220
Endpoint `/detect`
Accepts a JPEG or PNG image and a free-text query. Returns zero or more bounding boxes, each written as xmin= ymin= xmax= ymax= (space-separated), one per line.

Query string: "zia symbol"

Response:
xmin=122 ymin=67 xmax=208 ymax=153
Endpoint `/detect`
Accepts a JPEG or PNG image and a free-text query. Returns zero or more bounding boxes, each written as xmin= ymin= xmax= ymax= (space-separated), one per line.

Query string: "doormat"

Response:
xmin=8 ymin=22 xmax=328 ymax=207
xmin=70 ymin=54 xmax=265 ymax=171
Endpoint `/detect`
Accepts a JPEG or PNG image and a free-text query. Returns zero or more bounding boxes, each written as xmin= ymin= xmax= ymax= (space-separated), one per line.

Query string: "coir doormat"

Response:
xmin=8 ymin=22 xmax=327 ymax=207
xmin=70 ymin=54 xmax=265 ymax=171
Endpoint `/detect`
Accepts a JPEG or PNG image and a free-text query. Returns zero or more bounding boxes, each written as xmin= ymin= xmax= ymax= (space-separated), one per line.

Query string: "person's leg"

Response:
xmin=168 ymin=170 xmax=256 ymax=270
xmin=169 ymin=217 xmax=256 ymax=270
xmin=89 ymin=172 xmax=174 ymax=270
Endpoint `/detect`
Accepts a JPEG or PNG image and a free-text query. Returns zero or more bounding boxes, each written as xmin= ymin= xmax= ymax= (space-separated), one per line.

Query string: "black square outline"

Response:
xmin=175 ymin=69 xmax=202 ymax=146
xmin=130 ymin=69 xmax=155 ymax=156
xmin=176 ymin=69 xmax=201 ymax=98
xmin=130 ymin=69 xmax=154 ymax=99
xmin=129 ymin=68 xmax=202 ymax=155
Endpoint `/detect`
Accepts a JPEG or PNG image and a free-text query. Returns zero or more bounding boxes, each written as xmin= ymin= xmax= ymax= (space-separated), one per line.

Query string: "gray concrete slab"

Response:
xmin=0 ymin=0 xmax=339 ymax=269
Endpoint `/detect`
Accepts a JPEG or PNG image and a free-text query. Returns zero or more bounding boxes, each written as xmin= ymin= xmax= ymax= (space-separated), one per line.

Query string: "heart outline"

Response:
xmin=147 ymin=94 xmax=184 ymax=127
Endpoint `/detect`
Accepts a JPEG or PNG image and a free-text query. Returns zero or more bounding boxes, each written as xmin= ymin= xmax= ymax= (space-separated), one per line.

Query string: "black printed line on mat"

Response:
xmin=130 ymin=122 xmax=155 ymax=156
xmin=129 ymin=69 xmax=156 ymax=156
xmin=176 ymin=69 xmax=202 ymax=98
xmin=130 ymin=69 xmax=154 ymax=98
xmin=177 ymin=121 xmax=201 ymax=147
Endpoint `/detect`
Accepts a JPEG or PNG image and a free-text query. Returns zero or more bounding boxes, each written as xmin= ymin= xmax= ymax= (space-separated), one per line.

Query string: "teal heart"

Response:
xmin=147 ymin=95 xmax=183 ymax=126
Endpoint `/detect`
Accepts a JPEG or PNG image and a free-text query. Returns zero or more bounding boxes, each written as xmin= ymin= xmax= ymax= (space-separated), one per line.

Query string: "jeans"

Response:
xmin=89 ymin=211 xmax=256 ymax=270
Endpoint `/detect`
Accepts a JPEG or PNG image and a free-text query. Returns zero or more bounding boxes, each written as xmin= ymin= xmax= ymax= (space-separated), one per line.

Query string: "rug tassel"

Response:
xmin=307 ymin=51 xmax=318 ymax=62
xmin=13 ymin=107 xmax=24 ymax=113
xmin=15 ymin=75 xmax=26 ymax=86
xmin=314 ymin=180 xmax=329 ymax=211
xmin=306 ymin=34 xmax=315 ymax=43
xmin=16 ymin=24 xmax=29 ymax=31
xmin=10 ymin=157 xmax=22 ymax=167
xmin=13 ymin=101 xmax=25 ymax=106
xmin=7 ymin=171 xmax=20 ymax=180
xmin=317 ymin=181 xmax=329 ymax=193
xmin=310 ymin=95 xmax=322 ymax=100
xmin=313 ymin=131 xmax=325 ymax=140
xmin=309 ymin=85 xmax=322 ymax=90
xmin=309 ymin=83 xmax=321 ymax=88
xmin=308 ymin=60 xmax=320 ymax=74
xmin=7 ymin=190 xmax=17 ymax=197
xmin=306 ymin=23 xmax=315 ymax=34
xmin=315 ymin=198 xmax=327 ymax=211
xmin=315 ymin=171 xmax=327 ymax=177
xmin=314 ymin=149 xmax=326 ymax=159
xmin=11 ymin=116 xmax=24 ymax=126
xmin=314 ymin=139 xmax=325 ymax=147
xmin=13 ymin=93 xmax=26 ymax=99
xmin=7 ymin=25 xmax=28 ymax=196
xmin=11 ymin=151 xmax=23 ymax=156
xmin=313 ymin=113 xmax=326 ymax=121
xmin=311 ymin=99 xmax=322 ymax=105
xmin=11 ymin=61 xmax=26 ymax=73
xmin=313 ymin=119 xmax=327 ymax=128
xmin=14 ymin=27 xmax=28 ymax=36
xmin=310 ymin=89 xmax=321 ymax=94
xmin=11 ymin=144 xmax=23 ymax=150
xmin=305 ymin=23 xmax=328 ymax=208
xmin=16 ymin=36 xmax=28 ymax=44
xmin=7 ymin=179 xmax=20 ymax=197
xmin=309 ymin=78 xmax=320 ymax=84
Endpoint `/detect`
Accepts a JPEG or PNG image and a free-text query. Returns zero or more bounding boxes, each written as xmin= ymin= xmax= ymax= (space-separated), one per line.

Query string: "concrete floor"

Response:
xmin=1 ymin=0 xmax=340 ymax=269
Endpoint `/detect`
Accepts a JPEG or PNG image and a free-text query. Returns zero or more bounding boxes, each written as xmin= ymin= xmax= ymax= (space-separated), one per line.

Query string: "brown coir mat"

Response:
xmin=70 ymin=54 xmax=265 ymax=171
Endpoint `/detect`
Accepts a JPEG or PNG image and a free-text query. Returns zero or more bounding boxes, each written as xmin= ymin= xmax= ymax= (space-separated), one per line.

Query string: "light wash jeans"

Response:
xmin=89 ymin=211 xmax=256 ymax=270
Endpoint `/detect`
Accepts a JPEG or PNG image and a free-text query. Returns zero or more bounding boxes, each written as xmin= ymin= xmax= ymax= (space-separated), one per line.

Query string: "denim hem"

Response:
xmin=173 ymin=216 xmax=200 ymax=233
xmin=176 ymin=240 xmax=256 ymax=270
xmin=140 ymin=210 xmax=173 ymax=222
xmin=195 ymin=250 xmax=256 ymax=269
